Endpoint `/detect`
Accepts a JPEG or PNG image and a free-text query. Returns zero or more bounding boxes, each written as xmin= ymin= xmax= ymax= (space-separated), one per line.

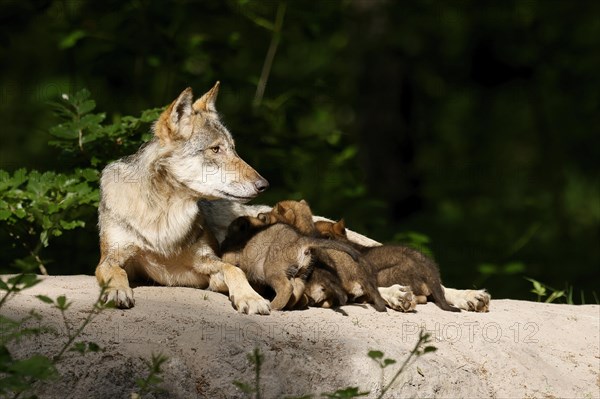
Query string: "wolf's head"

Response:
xmin=314 ymin=219 xmax=348 ymax=241
xmin=153 ymin=83 xmax=269 ymax=202
xmin=257 ymin=199 xmax=316 ymax=235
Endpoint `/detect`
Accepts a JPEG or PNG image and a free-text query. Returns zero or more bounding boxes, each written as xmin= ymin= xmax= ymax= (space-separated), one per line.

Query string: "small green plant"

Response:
xmin=525 ymin=277 xmax=565 ymax=303
xmin=525 ymin=277 xmax=599 ymax=304
xmin=234 ymin=330 xmax=436 ymax=399
xmin=0 ymin=275 xmax=112 ymax=398
xmin=367 ymin=330 xmax=436 ymax=399
xmin=233 ymin=348 xmax=264 ymax=399
xmin=132 ymin=353 xmax=169 ymax=398
xmin=321 ymin=387 xmax=369 ymax=398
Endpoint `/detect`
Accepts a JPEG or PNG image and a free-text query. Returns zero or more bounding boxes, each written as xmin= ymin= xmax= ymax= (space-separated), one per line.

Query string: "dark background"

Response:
xmin=1 ymin=0 xmax=598 ymax=301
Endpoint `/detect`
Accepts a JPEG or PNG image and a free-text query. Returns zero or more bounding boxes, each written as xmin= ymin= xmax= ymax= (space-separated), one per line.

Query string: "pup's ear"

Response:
xmin=333 ymin=219 xmax=346 ymax=236
xmin=257 ymin=213 xmax=269 ymax=224
xmin=155 ymin=87 xmax=194 ymax=144
xmin=283 ymin=208 xmax=295 ymax=223
xmin=193 ymin=81 xmax=220 ymax=113
xmin=275 ymin=203 xmax=285 ymax=215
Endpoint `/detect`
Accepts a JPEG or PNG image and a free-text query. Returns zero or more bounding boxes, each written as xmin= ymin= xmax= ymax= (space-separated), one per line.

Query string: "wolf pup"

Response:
xmin=220 ymin=216 xmax=361 ymax=310
xmin=258 ymin=200 xmax=389 ymax=312
xmin=95 ymin=83 xmax=273 ymax=314
xmin=315 ymin=220 xmax=462 ymax=312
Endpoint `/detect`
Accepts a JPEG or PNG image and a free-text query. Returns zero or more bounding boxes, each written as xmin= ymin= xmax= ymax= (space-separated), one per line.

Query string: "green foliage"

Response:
xmin=0 ymin=167 xmax=99 ymax=273
xmin=1 ymin=1 xmax=598 ymax=299
xmin=0 ymin=275 xmax=111 ymax=398
xmin=233 ymin=348 xmax=264 ymax=399
xmin=0 ymin=88 xmax=161 ymax=275
xmin=49 ymin=88 xmax=162 ymax=167
xmin=369 ymin=330 xmax=436 ymax=399
xmin=321 ymin=387 xmax=369 ymax=398
xmin=134 ymin=353 xmax=169 ymax=398
xmin=0 ymin=348 xmax=59 ymax=396
xmin=235 ymin=332 xmax=436 ymax=398
xmin=524 ymin=277 xmax=598 ymax=305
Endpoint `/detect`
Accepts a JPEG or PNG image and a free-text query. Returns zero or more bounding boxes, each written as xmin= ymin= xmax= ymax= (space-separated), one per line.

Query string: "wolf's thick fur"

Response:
xmin=96 ymin=83 xmax=491 ymax=315
xmin=220 ymin=216 xmax=361 ymax=310
xmin=96 ymin=84 xmax=272 ymax=314
xmin=315 ymin=220 xmax=460 ymax=312
xmin=258 ymin=200 xmax=388 ymax=312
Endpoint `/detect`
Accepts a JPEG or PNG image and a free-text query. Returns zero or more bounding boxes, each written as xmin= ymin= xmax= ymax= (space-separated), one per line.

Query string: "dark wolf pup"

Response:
xmin=258 ymin=200 xmax=390 ymax=312
xmin=95 ymin=83 xmax=272 ymax=314
xmin=315 ymin=220 xmax=465 ymax=312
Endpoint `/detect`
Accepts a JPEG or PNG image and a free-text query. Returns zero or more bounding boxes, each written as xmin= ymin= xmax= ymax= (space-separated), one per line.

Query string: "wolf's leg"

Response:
xmin=442 ymin=286 xmax=490 ymax=312
xmin=378 ymin=284 xmax=417 ymax=312
xmin=195 ymin=254 xmax=271 ymax=315
xmin=269 ymin=276 xmax=294 ymax=310
xmin=289 ymin=278 xmax=307 ymax=308
xmin=95 ymin=241 xmax=137 ymax=309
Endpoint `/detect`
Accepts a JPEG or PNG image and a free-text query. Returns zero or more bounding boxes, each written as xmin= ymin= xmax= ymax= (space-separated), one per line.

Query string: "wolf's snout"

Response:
xmin=254 ymin=178 xmax=269 ymax=193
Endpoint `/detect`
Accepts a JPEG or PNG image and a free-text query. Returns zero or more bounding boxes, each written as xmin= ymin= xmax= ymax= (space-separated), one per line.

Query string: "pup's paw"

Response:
xmin=231 ymin=292 xmax=271 ymax=315
xmin=378 ymin=284 xmax=417 ymax=312
xmin=449 ymin=289 xmax=490 ymax=312
xmin=102 ymin=287 xmax=135 ymax=309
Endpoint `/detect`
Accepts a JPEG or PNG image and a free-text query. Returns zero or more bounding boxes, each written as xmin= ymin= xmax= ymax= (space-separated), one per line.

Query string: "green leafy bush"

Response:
xmin=0 ymin=276 xmax=111 ymax=398
xmin=0 ymin=89 xmax=162 ymax=275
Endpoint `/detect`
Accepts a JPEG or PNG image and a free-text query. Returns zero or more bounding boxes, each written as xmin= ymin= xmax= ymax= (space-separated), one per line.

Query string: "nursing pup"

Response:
xmin=220 ymin=216 xmax=360 ymax=310
xmin=258 ymin=200 xmax=388 ymax=312
xmin=315 ymin=219 xmax=461 ymax=312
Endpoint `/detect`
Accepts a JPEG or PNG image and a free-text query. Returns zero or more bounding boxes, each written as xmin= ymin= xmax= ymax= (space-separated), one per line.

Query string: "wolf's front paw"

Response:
xmin=231 ymin=292 xmax=271 ymax=315
xmin=451 ymin=289 xmax=490 ymax=312
xmin=102 ymin=287 xmax=135 ymax=309
xmin=378 ymin=284 xmax=417 ymax=312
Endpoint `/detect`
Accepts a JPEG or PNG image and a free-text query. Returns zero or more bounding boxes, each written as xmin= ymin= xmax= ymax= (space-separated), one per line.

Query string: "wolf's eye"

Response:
xmin=210 ymin=146 xmax=220 ymax=154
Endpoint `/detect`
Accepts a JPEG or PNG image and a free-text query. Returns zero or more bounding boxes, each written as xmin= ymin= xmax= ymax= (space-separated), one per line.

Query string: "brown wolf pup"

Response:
xmin=220 ymin=216 xmax=361 ymax=310
xmin=303 ymin=267 xmax=348 ymax=308
xmin=258 ymin=200 xmax=388 ymax=312
xmin=315 ymin=220 xmax=460 ymax=312
xmin=95 ymin=83 xmax=272 ymax=314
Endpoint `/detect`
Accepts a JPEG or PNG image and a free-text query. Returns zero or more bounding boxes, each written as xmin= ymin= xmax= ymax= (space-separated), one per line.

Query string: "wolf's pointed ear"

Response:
xmin=333 ymin=219 xmax=346 ymax=236
xmin=193 ymin=81 xmax=220 ymax=113
xmin=275 ymin=203 xmax=285 ymax=215
xmin=155 ymin=87 xmax=194 ymax=144
xmin=283 ymin=208 xmax=295 ymax=223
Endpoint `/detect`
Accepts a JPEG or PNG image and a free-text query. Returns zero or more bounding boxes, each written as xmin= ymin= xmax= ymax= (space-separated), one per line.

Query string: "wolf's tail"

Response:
xmin=311 ymin=239 xmax=362 ymax=261
xmin=430 ymin=277 xmax=461 ymax=312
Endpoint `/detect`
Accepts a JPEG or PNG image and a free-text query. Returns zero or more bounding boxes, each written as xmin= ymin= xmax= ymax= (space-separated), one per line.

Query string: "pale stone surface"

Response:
xmin=3 ymin=275 xmax=599 ymax=398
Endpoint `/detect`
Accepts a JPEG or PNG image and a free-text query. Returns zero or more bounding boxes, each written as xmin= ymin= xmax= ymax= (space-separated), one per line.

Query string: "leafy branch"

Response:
xmin=132 ymin=353 xmax=169 ymax=398
xmin=233 ymin=348 xmax=264 ymax=399
xmin=369 ymin=330 xmax=436 ymax=399
xmin=234 ymin=331 xmax=436 ymax=399
xmin=0 ymin=276 xmax=112 ymax=398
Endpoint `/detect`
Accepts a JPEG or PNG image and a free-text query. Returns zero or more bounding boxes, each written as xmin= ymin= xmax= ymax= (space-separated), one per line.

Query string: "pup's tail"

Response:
xmin=430 ymin=283 xmax=461 ymax=312
xmin=310 ymin=239 xmax=362 ymax=261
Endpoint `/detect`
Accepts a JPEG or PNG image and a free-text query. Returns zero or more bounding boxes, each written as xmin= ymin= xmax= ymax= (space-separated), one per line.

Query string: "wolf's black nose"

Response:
xmin=255 ymin=178 xmax=269 ymax=193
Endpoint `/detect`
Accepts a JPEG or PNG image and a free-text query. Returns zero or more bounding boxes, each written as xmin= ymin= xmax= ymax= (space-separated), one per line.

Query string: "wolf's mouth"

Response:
xmin=216 ymin=190 xmax=256 ymax=202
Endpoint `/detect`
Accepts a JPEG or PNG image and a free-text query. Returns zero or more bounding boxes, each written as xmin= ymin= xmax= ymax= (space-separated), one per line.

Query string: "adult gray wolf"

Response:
xmin=96 ymin=83 xmax=490 ymax=314
xmin=96 ymin=83 xmax=272 ymax=314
